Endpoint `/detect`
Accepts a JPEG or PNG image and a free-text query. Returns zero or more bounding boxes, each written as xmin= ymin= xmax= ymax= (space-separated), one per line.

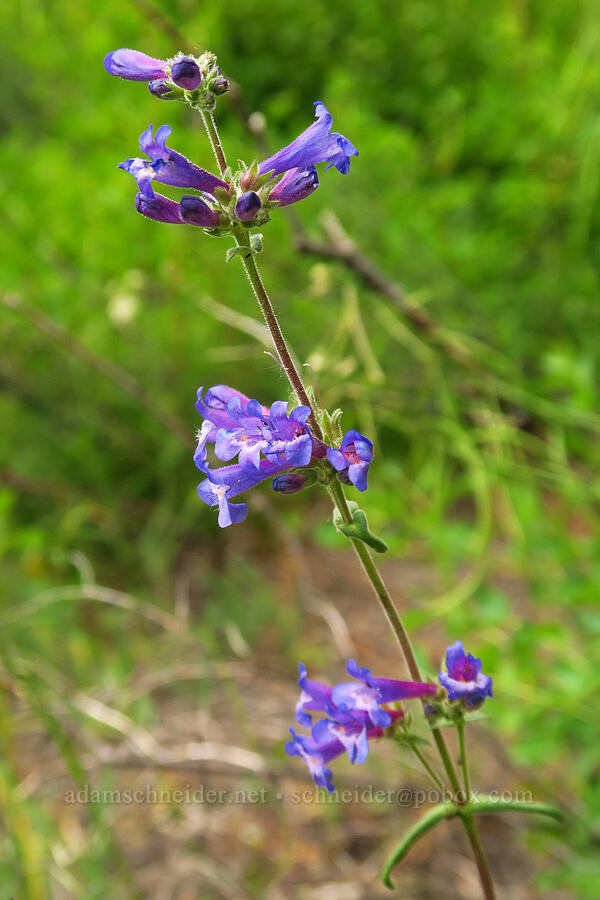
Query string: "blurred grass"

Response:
xmin=2 ymin=0 xmax=600 ymax=896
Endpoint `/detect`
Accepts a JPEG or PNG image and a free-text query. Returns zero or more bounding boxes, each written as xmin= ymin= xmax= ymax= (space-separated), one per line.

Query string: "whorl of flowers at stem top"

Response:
xmin=104 ymin=48 xmax=358 ymax=228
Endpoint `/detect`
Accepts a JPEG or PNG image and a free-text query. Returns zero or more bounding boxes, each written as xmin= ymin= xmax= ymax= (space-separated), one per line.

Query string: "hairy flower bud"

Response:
xmin=148 ymin=79 xmax=181 ymax=100
xmin=235 ymin=191 xmax=262 ymax=221
xmin=171 ymin=57 xmax=202 ymax=91
xmin=179 ymin=195 xmax=221 ymax=227
xmin=272 ymin=473 xmax=309 ymax=494
xmin=211 ymin=76 xmax=229 ymax=95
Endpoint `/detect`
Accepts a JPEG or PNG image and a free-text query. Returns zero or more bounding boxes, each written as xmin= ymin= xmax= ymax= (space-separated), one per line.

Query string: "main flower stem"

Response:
xmin=457 ymin=718 xmax=472 ymax=800
xmin=200 ymin=110 xmax=323 ymax=440
xmin=201 ymin=106 xmax=496 ymax=900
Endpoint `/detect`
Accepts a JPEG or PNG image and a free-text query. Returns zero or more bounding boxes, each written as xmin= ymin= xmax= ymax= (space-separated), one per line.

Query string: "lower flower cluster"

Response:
xmin=286 ymin=660 xmax=436 ymax=793
xmin=194 ymin=385 xmax=373 ymax=526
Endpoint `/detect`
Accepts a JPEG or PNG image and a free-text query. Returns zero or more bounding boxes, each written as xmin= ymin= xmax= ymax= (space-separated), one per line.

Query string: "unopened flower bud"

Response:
xmin=272 ymin=473 xmax=309 ymax=494
xmin=171 ymin=57 xmax=202 ymax=90
xmin=211 ymin=76 xmax=229 ymax=95
xmin=148 ymin=79 xmax=180 ymax=99
xmin=235 ymin=191 xmax=262 ymax=221
xmin=180 ymin=195 xmax=221 ymax=228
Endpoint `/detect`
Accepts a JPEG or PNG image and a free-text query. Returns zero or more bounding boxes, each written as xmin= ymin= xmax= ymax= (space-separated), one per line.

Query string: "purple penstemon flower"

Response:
xmin=119 ymin=124 xmax=228 ymax=199
xmin=312 ymin=705 xmax=404 ymax=765
xmin=195 ymin=386 xmax=318 ymax=474
xmin=326 ymin=430 xmax=374 ymax=492
xmin=135 ymin=192 xmax=184 ymax=225
xmin=295 ymin=662 xmax=334 ymax=727
xmin=197 ymin=458 xmax=289 ymax=528
xmin=285 ymin=729 xmax=345 ymax=794
xmin=289 ymin=661 xmax=434 ymax=789
xmin=258 ymin=102 xmax=358 ymax=178
xmin=104 ymin=48 xmax=168 ymax=82
xmin=439 ymin=641 xmax=493 ymax=709
xmin=332 ymin=659 xmax=437 ymax=728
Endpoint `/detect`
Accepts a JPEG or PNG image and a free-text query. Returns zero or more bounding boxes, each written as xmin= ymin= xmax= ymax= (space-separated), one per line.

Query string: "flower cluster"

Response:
xmin=104 ymin=49 xmax=228 ymax=104
xmin=439 ymin=640 xmax=493 ymax=709
xmin=105 ymin=49 xmax=357 ymax=230
xmin=194 ymin=385 xmax=373 ymax=527
xmin=286 ymin=660 xmax=436 ymax=793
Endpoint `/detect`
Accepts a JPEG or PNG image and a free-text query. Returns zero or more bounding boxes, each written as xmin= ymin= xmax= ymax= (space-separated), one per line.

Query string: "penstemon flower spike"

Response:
xmin=105 ymin=46 xmax=562 ymax=899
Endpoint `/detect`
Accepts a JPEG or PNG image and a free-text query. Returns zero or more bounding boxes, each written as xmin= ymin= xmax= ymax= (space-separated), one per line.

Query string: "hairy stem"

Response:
xmin=200 ymin=110 xmax=228 ymax=175
xmin=234 ymin=230 xmax=323 ymax=440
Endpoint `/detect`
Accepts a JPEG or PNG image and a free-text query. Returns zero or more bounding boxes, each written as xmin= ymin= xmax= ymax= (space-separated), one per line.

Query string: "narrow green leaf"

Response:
xmin=382 ymin=803 xmax=451 ymax=888
xmin=382 ymin=796 xmax=563 ymax=889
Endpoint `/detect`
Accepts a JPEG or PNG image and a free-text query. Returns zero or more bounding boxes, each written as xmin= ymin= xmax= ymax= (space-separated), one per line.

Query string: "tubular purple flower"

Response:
xmin=197 ymin=459 xmax=289 ymax=528
xmin=258 ymin=102 xmax=358 ymax=178
xmin=285 ymin=728 xmax=343 ymax=793
xmin=104 ymin=49 xmax=167 ymax=82
xmin=235 ymin=191 xmax=262 ymax=221
xmin=119 ymin=125 xmax=228 ymax=199
xmin=439 ymin=640 xmax=493 ymax=708
xmin=269 ymin=166 xmax=319 ymax=207
xmin=332 ymin=659 xmax=436 ymax=728
xmin=313 ymin=706 xmax=404 ymax=765
xmin=295 ymin=663 xmax=334 ymax=726
xmin=135 ymin=192 xmax=184 ymax=224
xmin=180 ymin=195 xmax=222 ymax=228
xmin=327 ymin=429 xmax=373 ymax=492
xmin=171 ymin=56 xmax=202 ymax=90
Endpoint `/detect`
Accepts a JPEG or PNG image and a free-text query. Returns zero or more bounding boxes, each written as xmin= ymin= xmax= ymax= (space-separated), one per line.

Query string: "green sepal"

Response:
xmin=333 ymin=500 xmax=388 ymax=553
xmin=382 ymin=797 xmax=563 ymax=889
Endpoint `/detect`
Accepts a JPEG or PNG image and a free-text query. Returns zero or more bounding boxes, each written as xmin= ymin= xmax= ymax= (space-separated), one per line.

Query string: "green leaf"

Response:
xmin=250 ymin=232 xmax=263 ymax=254
xmin=225 ymin=245 xmax=248 ymax=263
xmin=382 ymin=796 xmax=563 ymax=889
xmin=333 ymin=500 xmax=388 ymax=553
xmin=382 ymin=803 xmax=450 ymax=888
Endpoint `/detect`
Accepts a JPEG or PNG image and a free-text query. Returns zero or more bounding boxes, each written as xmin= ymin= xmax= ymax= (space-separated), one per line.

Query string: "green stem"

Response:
xmin=199 ymin=108 xmax=322 ymax=439
xmin=201 ymin=106 xmax=496 ymax=900
xmin=233 ymin=229 xmax=323 ymax=440
xmin=200 ymin=109 xmax=228 ymax=175
xmin=457 ymin=717 xmax=471 ymax=800
xmin=407 ymin=740 xmax=445 ymax=791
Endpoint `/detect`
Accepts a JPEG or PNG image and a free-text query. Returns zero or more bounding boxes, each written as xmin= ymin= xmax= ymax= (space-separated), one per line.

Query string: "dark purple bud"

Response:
xmin=135 ymin=192 xmax=184 ymax=224
xmin=179 ymin=195 xmax=221 ymax=227
xmin=336 ymin=469 xmax=352 ymax=485
xmin=211 ymin=76 xmax=229 ymax=95
xmin=272 ymin=473 xmax=308 ymax=494
xmin=148 ymin=79 xmax=180 ymax=100
xmin=235 ymin=191 xmax=262 ymax=221
xmin=171 ymin=57 xmax=202 ymax=91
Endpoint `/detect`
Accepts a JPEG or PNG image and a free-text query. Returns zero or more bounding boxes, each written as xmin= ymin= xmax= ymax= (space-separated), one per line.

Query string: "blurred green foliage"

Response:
xmin=2 ymin=0 xmax=600 ymax=896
